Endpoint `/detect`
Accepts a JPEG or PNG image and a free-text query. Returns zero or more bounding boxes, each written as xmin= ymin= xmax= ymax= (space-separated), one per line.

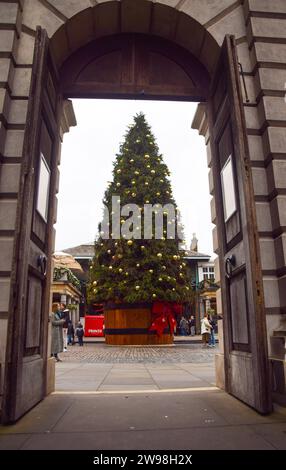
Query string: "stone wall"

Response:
xmin=243 ymin=0 xmax=286 ymax=344
xmin=0 ymin=0 xmax=25 ymax=397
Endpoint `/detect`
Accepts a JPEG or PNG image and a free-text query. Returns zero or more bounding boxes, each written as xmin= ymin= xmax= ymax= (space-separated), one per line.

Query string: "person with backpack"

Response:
xmin=75 ymin=322 xmax=84 ymax=346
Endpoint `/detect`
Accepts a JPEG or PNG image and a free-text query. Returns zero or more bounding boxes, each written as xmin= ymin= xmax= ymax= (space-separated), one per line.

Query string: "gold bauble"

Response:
xmin=156 ymin=192 xmax=160 ymax=196
xmin=127 ymin=240 xmax=133 ymax=246
xmin=93 ymin=281 xmax=97 ymax=286
xmin=107 ymin=250 xmax=111 ymax=254
xmin=162 ymin=265 xmax=166 ymax=270
xmin=134 ymin=171 xmax=139 ymax=175
xmin=132 ymin=180 xmax=136 ymax=185
xmin=145 ymin=181 xmax=149 ymax=186
xmin=147 ymin=164 xmax=150 ymax=168
xmin=130 ymin=159 xmax=134 ymax=163
xmin=135 ymin=285 xmax=140 ymax=290
xmin=125 ymin=272 xmax=129 ymax=276
xmin=151 ymin=170 xmax=155 ymax=174
xmin=145 ymin=200 xmax=150 ymax=204
xmin=152 ymin=293 xmax=157 ymax=298
xmin=173 ymin=255 xmax=177 ymax=260
xmin=144 ymin=154 xmax=150 ymax=159
xmin=117 ymin=169 xmax=121 ymax=173
xmin=159 ymin=278 xmax=162 ymax=282
xmin=157 ymin=253 xmax=162 ymax=258
xmin=140 ymin=245 xmax=145 ymax=250
xmin=119 ymin=268 xmax=123 ymax=273
xmin=109 ymin=266 xmax=113 ymax=270
xmin=132 ymin=192 xmax=136 ymax=197
xmin=149 ymin=269 xmax=153 ymax=274
xmin=116 ymin=182 xmax=120 ymax=187
xmin=136 ymin=263 xmax=140 ymax=267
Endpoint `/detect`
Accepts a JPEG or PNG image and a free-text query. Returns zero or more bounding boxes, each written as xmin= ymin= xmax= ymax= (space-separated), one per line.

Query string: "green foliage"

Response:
xmin=53 ymin=267 xmax=81 ymax=290
xmin=88 ymin=113 xmax=193 ymax=304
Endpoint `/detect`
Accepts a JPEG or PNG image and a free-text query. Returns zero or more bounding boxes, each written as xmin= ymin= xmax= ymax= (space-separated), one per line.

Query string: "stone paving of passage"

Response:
xmin=59 ymin=343 xmax=216 ymax=363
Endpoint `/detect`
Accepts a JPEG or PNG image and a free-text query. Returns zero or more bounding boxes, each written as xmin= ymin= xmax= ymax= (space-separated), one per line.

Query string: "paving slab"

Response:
xmin=1 ymin=343 xmax=285 ymax=450
xmin=19 ymin=425 xmax=276 ymax=450
xmin=249 ymin=423 xmax=286 ymax=450
xmin=1 ymin=390 xmax=285 ymax=450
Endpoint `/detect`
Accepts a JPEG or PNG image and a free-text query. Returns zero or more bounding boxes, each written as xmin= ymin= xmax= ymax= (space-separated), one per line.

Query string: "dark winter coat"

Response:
xmin=76 ymin=326 xmax=84 ymax=338
xmin=50 ymin=311 xmax=65 ymax=354
xmin=67 ymin=321 xmax=74 ymax=336
xmin=61 ymin=309 xmax=70 ymax=329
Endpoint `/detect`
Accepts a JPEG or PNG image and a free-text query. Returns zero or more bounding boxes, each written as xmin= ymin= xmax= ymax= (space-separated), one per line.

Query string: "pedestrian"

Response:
xmin=49 ymin=302 xmax=65 ymax=362
xmin=75 ymin=322 xmax=84 ymax=346
xmin=208 ymin=315 xmax=216 ymax=347
xmin=67 ymin=320 xmax=75 ymax=345
xmin=179 ymin=316 xmax=189 ymax=336
xmin=189 ymin=315 xmax=196 ymax=336
xmin=201 ymin=313 xmax=212 ymax=347
xmin=60 ymin=303 xmax=70 ymax=351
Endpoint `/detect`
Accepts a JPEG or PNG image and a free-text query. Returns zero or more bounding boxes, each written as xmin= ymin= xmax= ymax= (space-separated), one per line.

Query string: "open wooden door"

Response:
xmin=2 ymin=27 xmax=61 ymax=423
xmin=208 ymin=36 xmax=272 ymax=414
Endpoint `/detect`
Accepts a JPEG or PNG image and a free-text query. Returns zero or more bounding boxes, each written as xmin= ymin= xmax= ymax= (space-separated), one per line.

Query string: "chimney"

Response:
xmin=190 ymin=233 xmax=198 ymax=252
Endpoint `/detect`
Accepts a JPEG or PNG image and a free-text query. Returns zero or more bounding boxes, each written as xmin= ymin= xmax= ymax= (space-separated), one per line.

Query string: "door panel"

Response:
xmin=2 ymin=27 xmax=60 ymax=423
xmin=229 ymin=271 xmax=249 ymax=345
xmin=208 ymin=36 xmax=272 ymax=413
xmin=60 ymin=33 xmax=209 ymax=100
xmin=25 ymin=277 xmax=42 ymax=350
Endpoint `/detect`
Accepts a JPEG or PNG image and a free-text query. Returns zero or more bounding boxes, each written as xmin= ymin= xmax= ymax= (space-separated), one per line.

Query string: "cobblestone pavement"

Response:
xmin=59 ymin=343 xmax=216 ymax=363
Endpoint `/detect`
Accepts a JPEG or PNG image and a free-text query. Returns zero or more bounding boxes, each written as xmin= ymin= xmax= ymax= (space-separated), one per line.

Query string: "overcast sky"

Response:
xmin=55 ymin=99 xmax=214 ymax=257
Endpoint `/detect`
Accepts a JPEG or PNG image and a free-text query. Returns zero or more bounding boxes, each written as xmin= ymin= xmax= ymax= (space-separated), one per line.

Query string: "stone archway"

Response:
xmin=1 ymin=0 xmax=285 ymax=423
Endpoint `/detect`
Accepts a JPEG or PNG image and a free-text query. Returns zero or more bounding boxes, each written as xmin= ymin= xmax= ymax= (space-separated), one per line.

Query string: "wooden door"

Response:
xmin=208 ymin=36 xmax=272 ymax=414
xmin=2 ymin=27 xmax=61 ymax=423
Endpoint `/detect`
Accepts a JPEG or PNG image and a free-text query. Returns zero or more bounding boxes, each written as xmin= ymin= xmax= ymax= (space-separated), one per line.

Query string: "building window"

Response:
xmin=202 ymin=266 xmax=215 ymax=281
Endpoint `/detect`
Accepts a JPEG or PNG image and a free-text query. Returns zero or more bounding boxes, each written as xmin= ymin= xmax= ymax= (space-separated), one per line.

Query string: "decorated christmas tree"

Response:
xmin=88 ymin=113 xmax=192 ymax=307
